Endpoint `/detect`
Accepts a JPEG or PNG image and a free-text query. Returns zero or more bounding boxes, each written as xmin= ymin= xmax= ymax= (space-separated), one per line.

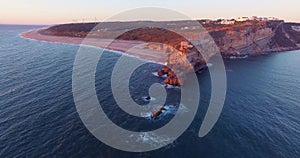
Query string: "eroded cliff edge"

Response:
xmin=35 ymin=20 xmax=300 ymax=73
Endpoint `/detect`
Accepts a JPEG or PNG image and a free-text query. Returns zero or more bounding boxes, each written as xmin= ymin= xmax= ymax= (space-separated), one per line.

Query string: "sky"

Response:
xmin=0 ymin=0 xmax=299 ymax=25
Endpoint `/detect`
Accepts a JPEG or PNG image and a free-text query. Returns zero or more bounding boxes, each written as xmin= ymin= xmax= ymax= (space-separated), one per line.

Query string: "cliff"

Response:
xmin=39 ymin=20 xmax=300 ymax=73
xmin=210 ymin=21 xmax=300 ymax=57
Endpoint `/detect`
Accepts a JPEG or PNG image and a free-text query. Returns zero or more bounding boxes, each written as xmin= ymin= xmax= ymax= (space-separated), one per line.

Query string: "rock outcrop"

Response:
xmin=157 ymin=66 xmax=182 ymax=86
xmin=151 ymin=106 xmax=166 ymax=119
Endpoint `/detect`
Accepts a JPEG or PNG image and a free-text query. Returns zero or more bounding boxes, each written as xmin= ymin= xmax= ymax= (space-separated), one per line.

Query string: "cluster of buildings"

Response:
xmin=236 ymin=16 xmax=279 ymax=22
xmin=201 ymin=16 xmax=280 ymax=25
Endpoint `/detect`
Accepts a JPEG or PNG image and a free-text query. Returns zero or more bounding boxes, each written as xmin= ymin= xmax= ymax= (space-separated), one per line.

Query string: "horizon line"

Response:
xmin=1 ymin=18 xmax=300 ymax=26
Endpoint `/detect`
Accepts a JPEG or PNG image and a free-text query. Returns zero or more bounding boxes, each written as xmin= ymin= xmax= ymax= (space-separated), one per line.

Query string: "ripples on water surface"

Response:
xmin=0 ymin=25 xmax=299 ymax=157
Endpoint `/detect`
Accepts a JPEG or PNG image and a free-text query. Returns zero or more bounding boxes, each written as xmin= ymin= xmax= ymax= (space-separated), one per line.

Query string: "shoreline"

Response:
xmin=21 ymin=28 xmax=168 ymax=65
xmin=21 ymin=28 xmax=300 ymax=65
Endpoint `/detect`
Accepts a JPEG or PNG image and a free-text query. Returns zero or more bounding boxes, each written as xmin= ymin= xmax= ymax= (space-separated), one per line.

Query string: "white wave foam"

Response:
xmin=206 ymin=63 xmax=213 ymax=67
xmin=163 ymin=104 xmax=189 ymax=115
xmin=140 ymin=103 xmax=188 ymax=119
xmin=140 ymin=112 xmax=152 ymax=118
xmin=135 ymin=132 xmax=172 ymax=147
xmin=152 ymin=72 xmax=167 ymax=78
xmin=230 ymin=55 xmax=249 ymax=59
xmin=142 ymin=96 xmax=156 ymax=102
xmin=165 ymin=84 xmax=181 ymax=89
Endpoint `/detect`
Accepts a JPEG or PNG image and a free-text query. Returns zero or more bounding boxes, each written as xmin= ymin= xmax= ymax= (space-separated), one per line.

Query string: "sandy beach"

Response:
xmin=21 ymin=28 xmax=167 ymax=64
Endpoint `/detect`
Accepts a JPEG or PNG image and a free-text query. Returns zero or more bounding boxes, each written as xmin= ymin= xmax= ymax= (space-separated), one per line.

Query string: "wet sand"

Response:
xmin=21 ymin=29 xmax=167 ymax=64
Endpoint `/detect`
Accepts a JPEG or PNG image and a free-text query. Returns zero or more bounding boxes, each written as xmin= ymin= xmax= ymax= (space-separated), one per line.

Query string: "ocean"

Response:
xmin=0 ymin=25 xmax=299 ymax=157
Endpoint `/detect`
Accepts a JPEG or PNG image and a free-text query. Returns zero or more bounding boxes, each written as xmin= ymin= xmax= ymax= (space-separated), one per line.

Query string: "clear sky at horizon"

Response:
xmin=0 ymin=0 xmax=299 ymax=25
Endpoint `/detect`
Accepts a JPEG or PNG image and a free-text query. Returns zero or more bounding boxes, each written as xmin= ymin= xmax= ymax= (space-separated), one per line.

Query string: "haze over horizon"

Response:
xmin=1 ymin=0 xmax=299 ymax=25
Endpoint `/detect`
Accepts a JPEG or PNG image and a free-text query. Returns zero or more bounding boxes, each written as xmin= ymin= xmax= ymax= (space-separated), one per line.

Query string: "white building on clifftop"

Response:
xmin=221 ymin=19 xmax=236 ymax=25
xmin=236 ymin=17 xmax=249 ymax=22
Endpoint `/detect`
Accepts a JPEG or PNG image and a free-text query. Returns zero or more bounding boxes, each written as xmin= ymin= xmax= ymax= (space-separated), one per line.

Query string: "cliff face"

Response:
xmin=209 ymin=21 xmax=300 ymax=57
xmin=40 ymin=21 xmax=300 ymax=74
xmin=269 ymin=23 xmax=300 ymax=51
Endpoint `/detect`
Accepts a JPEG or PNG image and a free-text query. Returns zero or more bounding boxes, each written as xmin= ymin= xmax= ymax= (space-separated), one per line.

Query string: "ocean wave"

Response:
xmin=140 ymin=104 xmax=188 ymax=119
xmin=135 ymin=132 xmax=172 ymax=147
xmin=0 ymin=85 xmax=23 ymax=97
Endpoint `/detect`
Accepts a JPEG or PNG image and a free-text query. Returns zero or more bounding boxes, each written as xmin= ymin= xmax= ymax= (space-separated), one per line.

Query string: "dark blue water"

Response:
xmin=0 ymin=25 xmax=299 ymax=157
